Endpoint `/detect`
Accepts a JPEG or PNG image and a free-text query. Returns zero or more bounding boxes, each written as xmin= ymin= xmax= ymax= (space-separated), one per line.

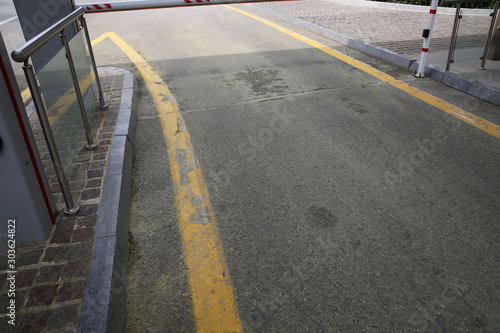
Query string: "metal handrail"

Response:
xmin=11 ymin=7 xmax=85 ymax=63
xmin=9 ymin=5 xmax=105 ymax=216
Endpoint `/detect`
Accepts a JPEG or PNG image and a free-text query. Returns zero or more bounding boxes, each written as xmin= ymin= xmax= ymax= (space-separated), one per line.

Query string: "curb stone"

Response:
xmin=77 ymin=67 xmax=137 ymax=333
xmin=246 ymin=3 xmax=500 ymax=106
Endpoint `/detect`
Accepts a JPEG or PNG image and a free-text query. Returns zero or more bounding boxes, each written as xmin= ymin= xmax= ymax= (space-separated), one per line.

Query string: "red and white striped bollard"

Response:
xmin=416 ymin=0 xmax=439 ymax=78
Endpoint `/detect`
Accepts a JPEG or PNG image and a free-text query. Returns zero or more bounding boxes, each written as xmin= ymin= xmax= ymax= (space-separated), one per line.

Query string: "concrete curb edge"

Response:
xmin=77 ymin=67 xmax=137 ymax=333
xmin=246 ymin=4 xmax=500 ymax=106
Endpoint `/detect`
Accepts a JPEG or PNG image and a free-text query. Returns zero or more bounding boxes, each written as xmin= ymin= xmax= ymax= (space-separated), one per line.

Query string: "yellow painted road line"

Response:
xmin=90 ymin=33 xmax=109 ymax=46
xmin=47 ymin=71 xmax=95 ymax=124
xmin=22 ymin=72 xmax=94 ymax=125
xmin=94 ymin=32 xmax=243 ymax=333
xmin=21 ymin=87 xmax=31 ymax=104
xmin=227 ymin=6 xmax=500 ymax=140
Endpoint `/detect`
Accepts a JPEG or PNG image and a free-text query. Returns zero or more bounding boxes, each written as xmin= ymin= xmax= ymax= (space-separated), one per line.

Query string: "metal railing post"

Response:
xmin=446 ymin=4 xmax=462 ymax=71
xmin=479 ymin=1 xmax=500 ymax=70
xmin=79 ymin=16 xmax=107 ymax=109
xmin=60 ymin=29 xmax=98 ymax=150
xmin=23 ymin=61 xmax=79 ymax=216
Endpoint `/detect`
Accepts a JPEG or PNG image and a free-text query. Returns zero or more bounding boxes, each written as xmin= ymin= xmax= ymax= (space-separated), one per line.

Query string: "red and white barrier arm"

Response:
xmin=78 ymin=0 xmax=292 ymax=12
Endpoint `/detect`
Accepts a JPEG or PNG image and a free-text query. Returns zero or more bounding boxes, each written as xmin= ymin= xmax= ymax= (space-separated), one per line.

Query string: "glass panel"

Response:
xmin=69 ymin=25 xmax=98 ymax=118
xmin=448 ymin=8 xmax=492 ymax=76
xmin=36 ymin=26 xmax=98 ymax=182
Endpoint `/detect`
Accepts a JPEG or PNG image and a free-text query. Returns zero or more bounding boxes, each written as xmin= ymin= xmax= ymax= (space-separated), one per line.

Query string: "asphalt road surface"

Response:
xmin=4 ymin=1 xmax=500 ymax=331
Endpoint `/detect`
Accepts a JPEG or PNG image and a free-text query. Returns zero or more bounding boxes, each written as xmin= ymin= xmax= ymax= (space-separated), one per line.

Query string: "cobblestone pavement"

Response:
xmin=258 ymin=0 xmax=492 ymax=55
xmin=0 ymin=74 xmax=123 ymax=333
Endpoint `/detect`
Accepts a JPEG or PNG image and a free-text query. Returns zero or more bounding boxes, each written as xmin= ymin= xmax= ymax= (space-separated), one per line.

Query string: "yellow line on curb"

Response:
xmin=227 ymin=6 xmax=500 ymax=140
xmin=93 ymin=32 xmax=243 ymax=333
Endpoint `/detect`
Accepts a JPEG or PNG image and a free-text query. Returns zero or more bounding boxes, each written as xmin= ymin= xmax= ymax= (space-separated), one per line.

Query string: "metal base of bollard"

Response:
xmin=85 ymin=143 xmax=98 ymax=150
xmin=64 ymin=205 xmax=80 ymax=216
xmin=98 ymin=103 xmax=108 ymax=110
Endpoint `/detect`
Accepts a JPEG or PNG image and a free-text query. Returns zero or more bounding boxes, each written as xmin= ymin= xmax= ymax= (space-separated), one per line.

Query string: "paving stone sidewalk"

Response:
xmin=0 ymin=73 xmax=125 ymax=333
xmin=257 ymin=0 xmax=493 ymax=55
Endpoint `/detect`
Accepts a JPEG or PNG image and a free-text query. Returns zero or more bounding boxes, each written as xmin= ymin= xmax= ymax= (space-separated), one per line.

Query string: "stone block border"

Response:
xmin=77 ymin=68 xmax=137 ymax=333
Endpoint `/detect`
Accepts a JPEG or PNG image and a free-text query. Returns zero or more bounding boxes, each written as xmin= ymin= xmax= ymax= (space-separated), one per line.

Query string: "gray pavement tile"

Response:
xmin=56 ymin=280 xmax=86 ymax=302
xmin=26 ymin=284 xmax=59 ymax=307
xmin=16 ymin=249 xmax=43 ymax=267
xmin=35 ymin=265 xmax=64 ymax=284
xmin=43 ymin=246 xmax=69 ymax=263
xmin=47 ymin=304 xmax=80 ymax=330
xmin=16 ymin=269 xmax=38 ymax=289
xmin=67 ymin=242 xmax=92 ymax=261
xmin=18 ymin=309 xmax=52 ymax=332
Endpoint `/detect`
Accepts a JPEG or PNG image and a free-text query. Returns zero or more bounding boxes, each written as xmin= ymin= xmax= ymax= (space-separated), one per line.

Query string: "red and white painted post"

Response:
xmin=416 ymin=0 xmax=439 ymax=77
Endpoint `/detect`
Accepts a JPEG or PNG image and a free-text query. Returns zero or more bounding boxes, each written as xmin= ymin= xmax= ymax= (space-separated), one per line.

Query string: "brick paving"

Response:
xmin=258 ymin=0 xmax=492 ymax=55
xmin=0 ymin=74 xmax=124 ymax=333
